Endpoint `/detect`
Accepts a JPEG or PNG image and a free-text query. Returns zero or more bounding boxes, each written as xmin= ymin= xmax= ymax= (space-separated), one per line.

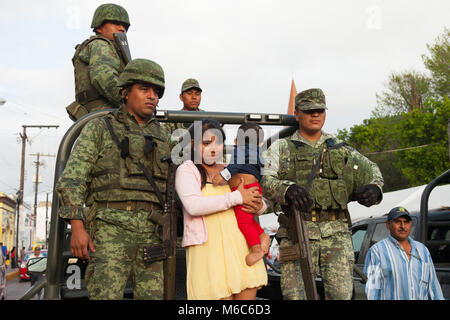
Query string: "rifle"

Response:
xmin=144 ymin=155 xmax=178 ymax=300
xmin=278 ymin=207 xmax=319 ymax=300
xmin=113 ymin=32 xmax=132 ymax=64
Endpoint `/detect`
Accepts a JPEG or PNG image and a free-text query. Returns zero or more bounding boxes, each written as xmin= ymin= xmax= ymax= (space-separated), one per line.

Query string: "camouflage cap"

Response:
xmin=181 ymin=78 xmax=202 ymax=93
xmin=295 ymin=88 xmax=327 ymax=111
xmin=91 ymin=3 xmax=130 ymax=30
xmin=117 ymin=58 xmax=165 ymax=98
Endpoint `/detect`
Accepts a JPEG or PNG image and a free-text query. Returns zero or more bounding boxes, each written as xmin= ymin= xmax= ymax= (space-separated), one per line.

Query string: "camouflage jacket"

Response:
xmin=260 ymin=130 xmax=384 ymax=208
xmin=56 ymin=105 xmax=170 ymax=231
xmin=74 ymin=35 xmax=125 ymax=109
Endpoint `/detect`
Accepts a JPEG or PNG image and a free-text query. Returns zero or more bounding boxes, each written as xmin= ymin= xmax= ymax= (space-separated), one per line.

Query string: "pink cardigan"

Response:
xmin=175 ymin=160 xmax=267 ymax=247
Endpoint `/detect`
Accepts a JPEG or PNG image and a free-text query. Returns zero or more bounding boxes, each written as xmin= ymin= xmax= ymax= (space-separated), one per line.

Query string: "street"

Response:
xmin=5 ymin=270 xmax=39 ymax=300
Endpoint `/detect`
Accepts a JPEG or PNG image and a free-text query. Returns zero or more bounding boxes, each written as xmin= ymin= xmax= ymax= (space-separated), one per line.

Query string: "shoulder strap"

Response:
xmin=305 ymin=149 xmax=325 ymax=192
xmin=72 ymin=35 xmax=112 ymax=65
xmin=291 ymin=140 xmax=304 ymax=148
xmin=325 ymin=137 xmax=348 ymax=150
xmin=103 ymin=116 xmax=130 ymax=159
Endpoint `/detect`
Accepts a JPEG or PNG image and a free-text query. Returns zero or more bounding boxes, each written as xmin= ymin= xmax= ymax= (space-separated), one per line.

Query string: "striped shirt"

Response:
xmin=363 ymin=235 xmax=444 ymax=300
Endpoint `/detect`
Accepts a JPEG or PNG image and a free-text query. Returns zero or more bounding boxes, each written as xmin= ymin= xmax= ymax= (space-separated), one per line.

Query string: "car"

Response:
xmin=0 ymin=252 xmax=6 ymax=300
xmin=19 ymin=249 xmax=48 ymax=281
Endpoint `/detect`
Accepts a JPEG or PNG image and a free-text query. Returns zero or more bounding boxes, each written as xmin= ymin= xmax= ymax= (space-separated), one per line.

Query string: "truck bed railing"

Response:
xmin=420 ymin=169 xmax=450 ymax=248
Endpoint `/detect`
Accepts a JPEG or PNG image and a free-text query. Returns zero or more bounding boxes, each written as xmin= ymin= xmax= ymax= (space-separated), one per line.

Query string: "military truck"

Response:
xmin=20 ymin=109 xmax=298 ymax=300
xmin=21 ymin=109 xmax=449 ymax=300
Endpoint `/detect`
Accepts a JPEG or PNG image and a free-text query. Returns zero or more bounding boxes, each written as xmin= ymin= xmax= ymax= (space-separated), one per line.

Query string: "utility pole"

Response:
xmin=30 ymin=152 xmax=56 ymax=246
xmin=16 ymin=125 xmax=58 ymax=259
xmin=45 ymin=192 xmax=50 ymax=249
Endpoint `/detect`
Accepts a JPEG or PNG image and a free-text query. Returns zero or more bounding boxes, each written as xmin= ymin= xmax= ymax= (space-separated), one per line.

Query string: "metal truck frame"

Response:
xmin=21 ymin=109 xmax=298 ymax=300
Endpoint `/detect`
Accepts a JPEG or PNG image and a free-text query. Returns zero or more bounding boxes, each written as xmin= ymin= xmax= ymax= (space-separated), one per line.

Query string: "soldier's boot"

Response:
xmin=260 ymin=232 xmax=271 ymax=254
xmin=245 ymin=244 xmax=265 ymax=266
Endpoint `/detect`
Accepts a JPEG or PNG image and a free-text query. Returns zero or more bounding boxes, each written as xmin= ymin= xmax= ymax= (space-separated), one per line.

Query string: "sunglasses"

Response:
xmin=300 ymin=109 xmax=326 ymax=115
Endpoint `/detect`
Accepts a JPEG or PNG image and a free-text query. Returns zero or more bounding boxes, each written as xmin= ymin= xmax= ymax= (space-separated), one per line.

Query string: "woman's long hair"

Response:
xmin=189 ymin=119 xmax=226 ymax=189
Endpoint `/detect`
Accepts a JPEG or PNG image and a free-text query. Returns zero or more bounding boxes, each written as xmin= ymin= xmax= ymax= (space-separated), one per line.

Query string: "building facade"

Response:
xmin=0 ymin=192 xmax=17 ymax=252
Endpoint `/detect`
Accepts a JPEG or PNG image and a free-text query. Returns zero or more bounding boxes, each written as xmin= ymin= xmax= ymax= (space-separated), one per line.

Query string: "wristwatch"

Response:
xmin=220 ymin=168 xmax=232 ymax=181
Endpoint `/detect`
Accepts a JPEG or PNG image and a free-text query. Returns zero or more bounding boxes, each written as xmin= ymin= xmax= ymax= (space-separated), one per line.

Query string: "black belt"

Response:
xmin=306 ymin=209 xmax=347 ymax=222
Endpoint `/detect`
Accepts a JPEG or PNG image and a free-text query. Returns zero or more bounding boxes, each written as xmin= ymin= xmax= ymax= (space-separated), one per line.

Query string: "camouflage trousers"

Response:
xmin=85 ymin=219 xmax=164 ymax=300
xmin=279 ymin=221 xmax=354 ymax=300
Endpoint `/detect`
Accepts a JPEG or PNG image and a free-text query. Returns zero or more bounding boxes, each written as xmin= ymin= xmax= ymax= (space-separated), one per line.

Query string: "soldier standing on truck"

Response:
xmin=56 ymin=58 xmax=171 ymax=300
xmin=260 ymin=88 xmax=384 ymax=300
xmin=66 ymin=3 xmax=131 ymax=121
xmin=162 ymin=78 xmax=205 ymax=139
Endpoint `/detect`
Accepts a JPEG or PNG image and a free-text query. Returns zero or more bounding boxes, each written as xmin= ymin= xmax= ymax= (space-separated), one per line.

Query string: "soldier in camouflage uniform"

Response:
xmin=162 ymin=78 xmax=205 ymax=140
xmin=56 ymin=58 xmax=171 ymax=300
xmin=261 ymin=88 xmax=384 ymax=300
xmin=66 ymin=3 xmax=131 ymax=121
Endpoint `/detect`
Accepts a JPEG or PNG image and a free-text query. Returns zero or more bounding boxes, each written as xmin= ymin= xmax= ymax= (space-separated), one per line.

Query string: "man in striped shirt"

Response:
xmin=363 ymin=206 xmax=444 ymax=300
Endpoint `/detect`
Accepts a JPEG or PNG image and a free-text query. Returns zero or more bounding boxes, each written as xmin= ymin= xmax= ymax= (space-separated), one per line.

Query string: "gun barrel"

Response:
xmin=293 ymin=207 xmax=320 ymax=300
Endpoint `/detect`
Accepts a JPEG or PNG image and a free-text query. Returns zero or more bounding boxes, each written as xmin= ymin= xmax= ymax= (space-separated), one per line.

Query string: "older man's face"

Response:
xmin=386 ymin=216 xmax=412 ymax=242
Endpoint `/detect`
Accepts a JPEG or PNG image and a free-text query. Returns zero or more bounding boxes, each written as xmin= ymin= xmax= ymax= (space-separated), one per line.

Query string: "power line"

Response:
xmin=30 ymin=152 xmax=56 ymax=245
xmin=364 ymin=143 xmax=437 ymax=155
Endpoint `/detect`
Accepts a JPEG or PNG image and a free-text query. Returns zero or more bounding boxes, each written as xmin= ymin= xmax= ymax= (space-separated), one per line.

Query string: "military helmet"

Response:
xmin=91 ymin=3 xmax=130 ymax=31
xmin=117 ymin=58 xmax=165 ymax=98
xmin=181 ymin=78 xmax=202 ymax=93
xmin=295 ymin=88 xmax=328 ymax=111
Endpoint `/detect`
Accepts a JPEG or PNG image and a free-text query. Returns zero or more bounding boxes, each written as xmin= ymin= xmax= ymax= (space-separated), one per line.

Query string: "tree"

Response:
xmin=422 ymin=28 xmax=450 ymax=98
xmin=337 ymin=117 xmax=409 ymax=192
xmin=349 ymin=27 xmax=450 ymax=191
xmin=394 ymin=97 xmax=450 ymax=186
xmin=372 ymin=71 xmax=432 ymax=118
xmin=339 ymin=97 xmax=449 ymax=191
xmin=372 ymin=28 xmax=449 ymax=118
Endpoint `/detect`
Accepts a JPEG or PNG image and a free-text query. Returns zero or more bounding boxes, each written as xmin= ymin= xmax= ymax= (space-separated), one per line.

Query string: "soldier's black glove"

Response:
xmin=353 ymin=184 xmax=381 ymax=207
xmin=284 ymin=184 xmax=313 ymax=213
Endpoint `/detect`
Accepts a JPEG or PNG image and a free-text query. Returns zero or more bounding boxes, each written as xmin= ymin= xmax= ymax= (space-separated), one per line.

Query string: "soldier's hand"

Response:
xmin=353 ymin=184 xmax=381 ymax=207
xmin=70 ymin=220 xmax=96 ymax=260
xmin=284 ymin=184 xmax=313 ymax=213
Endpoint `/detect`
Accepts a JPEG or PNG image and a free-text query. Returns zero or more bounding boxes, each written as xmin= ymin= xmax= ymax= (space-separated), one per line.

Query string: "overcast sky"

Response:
xmin=0 ymin=0 xmax=448 ymax=207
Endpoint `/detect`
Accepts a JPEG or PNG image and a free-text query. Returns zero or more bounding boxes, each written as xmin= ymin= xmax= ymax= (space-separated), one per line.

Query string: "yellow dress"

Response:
xmin=186 ymin=183 xmax=268 ymax=300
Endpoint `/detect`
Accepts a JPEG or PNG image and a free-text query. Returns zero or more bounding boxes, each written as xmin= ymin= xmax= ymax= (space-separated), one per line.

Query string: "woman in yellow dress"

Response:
xmin=175 ymin=119 xmax=268 ymax=300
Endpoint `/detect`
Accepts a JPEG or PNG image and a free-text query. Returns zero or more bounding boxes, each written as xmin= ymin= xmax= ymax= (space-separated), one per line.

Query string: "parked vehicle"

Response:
xmin=19 ymin=250 xmax=48 ymax=281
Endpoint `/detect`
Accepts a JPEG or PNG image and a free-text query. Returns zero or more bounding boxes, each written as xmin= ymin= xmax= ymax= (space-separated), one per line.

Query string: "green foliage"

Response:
xmin=337 ymin=117 xmax=408 ymax=192
xmin=394 ymin=98 xmax=450 ymax=186
xmin=338 ymin=98 xmax=449 ymax=191
xmin=422 ymin=28 xmax=450 ymax=98
xmin=372 ymin=71 xmax=432 ymax=118
xmin=373 ymin=28 xmax=449 ymax=118
xmin=340 ymin=28 xmax=450 ymax=192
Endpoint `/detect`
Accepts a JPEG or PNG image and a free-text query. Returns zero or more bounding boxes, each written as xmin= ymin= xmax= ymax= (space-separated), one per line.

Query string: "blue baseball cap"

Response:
xmin=387 ymin=206 xmax=412 ymax=221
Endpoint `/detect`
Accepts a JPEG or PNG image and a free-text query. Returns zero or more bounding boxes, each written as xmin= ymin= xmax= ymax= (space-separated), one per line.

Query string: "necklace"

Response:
xmin=389 ymin=238 xmax=421 ymax=261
